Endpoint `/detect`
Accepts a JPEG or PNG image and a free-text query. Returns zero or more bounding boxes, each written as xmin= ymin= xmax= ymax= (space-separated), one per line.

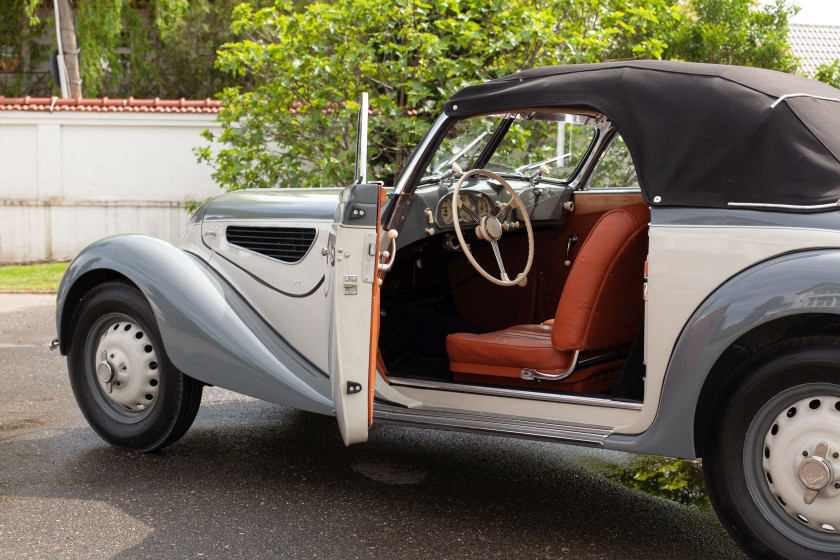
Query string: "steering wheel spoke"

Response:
xmin=451 ymin=169 xmax=534 ymax=287
xmin=496 ymin=202 xmax=513 ymax=222
xmin=457 ymin=198 xmax=482 ymax=222
xmin=490 ymin=241 xmax=509 ymax=281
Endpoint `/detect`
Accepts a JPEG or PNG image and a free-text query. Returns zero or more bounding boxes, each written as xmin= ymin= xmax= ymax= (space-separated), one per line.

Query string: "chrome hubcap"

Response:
xmin=799 ymin=441 xmax=833 ymax=503
xmin=762 ymin=395 xmax=840 ymax=534
xmin=92 ymin=319 xmax=161 ymax=413
xmin=96 ymin=351 xmax=116 ymax=384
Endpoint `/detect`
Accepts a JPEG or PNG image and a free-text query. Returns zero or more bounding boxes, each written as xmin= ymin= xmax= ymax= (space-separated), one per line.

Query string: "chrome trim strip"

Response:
xmin=393 ymin=114 xmax=450 ymax=195
xmin=575 ymin=187 xmax=644 ymax=195
xmin=727 ymin=201 xmax=840 ymax=210
xmin=386 ymin=376 xmax=643 ymax=410
xmin=355 ymin=91 xmax=369 ymax=184
xmin=373 ymin=404 xmax=612 ymax=446
xmin=649 ymin=223 xmax=840 ymax=235
xmin=770 ymin=93 xmax=840 ymax=109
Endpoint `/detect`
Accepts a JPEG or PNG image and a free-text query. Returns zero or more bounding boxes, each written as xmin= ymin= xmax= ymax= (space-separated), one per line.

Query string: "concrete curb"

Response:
xmin=0 ymin=290 xmax=57 ymax=294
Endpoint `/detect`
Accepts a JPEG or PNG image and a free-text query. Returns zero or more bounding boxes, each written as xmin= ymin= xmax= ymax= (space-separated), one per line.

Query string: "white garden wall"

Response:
xmin=0 ymin=108 xmax=223 ymax=263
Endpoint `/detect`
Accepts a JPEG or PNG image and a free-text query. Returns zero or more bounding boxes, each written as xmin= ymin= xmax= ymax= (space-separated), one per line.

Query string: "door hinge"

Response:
xmin=344 ymin=275 xmax=358 ymax=295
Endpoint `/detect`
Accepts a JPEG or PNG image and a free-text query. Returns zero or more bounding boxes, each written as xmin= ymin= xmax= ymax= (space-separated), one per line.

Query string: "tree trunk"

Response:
xmin=56 ymin=0 xmax=82 ymax=98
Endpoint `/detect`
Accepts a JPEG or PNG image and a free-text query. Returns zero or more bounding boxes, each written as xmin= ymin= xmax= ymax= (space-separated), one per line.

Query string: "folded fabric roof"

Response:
xmin=445 ymin=60 xmax=840 ymax=211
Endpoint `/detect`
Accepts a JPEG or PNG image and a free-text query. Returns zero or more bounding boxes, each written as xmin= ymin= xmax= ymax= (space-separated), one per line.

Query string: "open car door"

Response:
xmin=328 ymin=182 xmax=386 ymax=445
xmin=328 ymin=93 xmax=387 ymax=445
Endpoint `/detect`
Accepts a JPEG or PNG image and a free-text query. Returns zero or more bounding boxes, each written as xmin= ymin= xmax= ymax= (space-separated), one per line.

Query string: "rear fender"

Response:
xmin=57 ymin=234 xmax=334 ymax=415
xmin=606 ymin=249 xmax=840 ymax=458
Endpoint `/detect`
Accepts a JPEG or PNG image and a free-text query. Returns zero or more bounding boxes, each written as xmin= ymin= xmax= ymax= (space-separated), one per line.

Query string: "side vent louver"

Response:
xmin=226 ymin=226 xmax=317 ymax=263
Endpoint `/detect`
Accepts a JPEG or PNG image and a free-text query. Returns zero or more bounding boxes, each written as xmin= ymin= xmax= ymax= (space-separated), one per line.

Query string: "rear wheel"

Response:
xmin=67 ymin=282 xmax=203 ymax=452
xmin=704 ymin=338 xmax=840 ymax=559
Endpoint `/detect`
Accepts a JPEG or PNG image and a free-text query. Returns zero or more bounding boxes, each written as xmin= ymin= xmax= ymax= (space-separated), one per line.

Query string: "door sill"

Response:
xmin=387 ymin=375 xmax=643 ymax=410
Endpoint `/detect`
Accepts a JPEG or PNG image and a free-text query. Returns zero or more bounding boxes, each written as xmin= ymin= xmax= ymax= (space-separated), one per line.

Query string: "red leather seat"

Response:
xmin=446 ymin=202 xmax=650 ymax=388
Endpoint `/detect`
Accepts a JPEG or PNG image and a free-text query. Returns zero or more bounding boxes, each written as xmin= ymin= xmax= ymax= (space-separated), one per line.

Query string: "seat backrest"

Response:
xmin=551 ymin=202 xmax=650 ymax=352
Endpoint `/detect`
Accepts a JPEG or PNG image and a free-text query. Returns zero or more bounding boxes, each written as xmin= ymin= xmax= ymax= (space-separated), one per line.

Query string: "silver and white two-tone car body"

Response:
xmin=56 ymin=61 xmax=840 ymax=559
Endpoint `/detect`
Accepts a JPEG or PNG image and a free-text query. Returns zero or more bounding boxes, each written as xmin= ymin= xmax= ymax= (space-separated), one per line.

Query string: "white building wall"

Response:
xmin=0 ymin=110 xmax=224 ymax=263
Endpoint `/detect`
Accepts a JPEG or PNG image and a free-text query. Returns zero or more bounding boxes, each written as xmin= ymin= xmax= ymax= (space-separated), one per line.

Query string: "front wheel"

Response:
xmin=67 ymin=282 xmax=203 ymax=452
xmin=704 ymin=338 xmax=840 ymax=559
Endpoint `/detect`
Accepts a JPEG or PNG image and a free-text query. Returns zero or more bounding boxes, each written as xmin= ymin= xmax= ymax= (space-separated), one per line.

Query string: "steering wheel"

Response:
xmin=452 ymin=168 xmax=534 ymax=287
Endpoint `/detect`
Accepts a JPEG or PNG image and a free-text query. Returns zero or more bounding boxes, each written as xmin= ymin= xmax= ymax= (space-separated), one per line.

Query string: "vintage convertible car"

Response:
xmin=55 ymin=61 xmax=840 ymax=559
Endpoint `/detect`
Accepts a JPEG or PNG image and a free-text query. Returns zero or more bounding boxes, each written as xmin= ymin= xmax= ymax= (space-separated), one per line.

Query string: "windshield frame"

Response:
xmin=424 ymin=112 xmax=604 ymax=186
xmin=394 ymin=109 xmax=612 ymax=199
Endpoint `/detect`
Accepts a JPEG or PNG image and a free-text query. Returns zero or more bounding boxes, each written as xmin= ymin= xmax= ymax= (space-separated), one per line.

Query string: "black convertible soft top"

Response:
xmin=444 ymin=61 xmax=840 ymax=211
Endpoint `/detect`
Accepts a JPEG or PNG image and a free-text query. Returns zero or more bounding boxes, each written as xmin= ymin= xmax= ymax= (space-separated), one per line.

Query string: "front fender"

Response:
xmin=57 ymin=234 xmax=334 ymax=415
xmin=606 ymin=249 xmax=840 ymax=458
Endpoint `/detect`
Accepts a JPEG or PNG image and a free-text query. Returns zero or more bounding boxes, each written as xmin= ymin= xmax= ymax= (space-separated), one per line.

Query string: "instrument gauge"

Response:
xmin=476 ymin=194 xmax=493 ymax=217
xmin=458 ymin=194 xmax=475 ymax=221
xmin=440 ymin=197 xmax=453 ymax=224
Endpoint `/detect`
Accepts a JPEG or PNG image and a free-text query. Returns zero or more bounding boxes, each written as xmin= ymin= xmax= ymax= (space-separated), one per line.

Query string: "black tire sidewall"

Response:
xmin=67 ymin=282 xmax=187 ymax=451
xmin=705 ymin=342 xmax=840 ymax=560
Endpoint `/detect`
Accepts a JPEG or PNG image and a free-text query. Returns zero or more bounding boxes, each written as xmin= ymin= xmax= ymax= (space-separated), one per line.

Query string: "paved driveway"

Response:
xmin=0 ymin=294 xmax=746 ymax=559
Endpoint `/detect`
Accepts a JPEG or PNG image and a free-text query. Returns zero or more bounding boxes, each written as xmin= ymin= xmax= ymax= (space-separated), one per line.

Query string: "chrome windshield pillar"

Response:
xmin=393 ymin=113 xmax=451 ymax=196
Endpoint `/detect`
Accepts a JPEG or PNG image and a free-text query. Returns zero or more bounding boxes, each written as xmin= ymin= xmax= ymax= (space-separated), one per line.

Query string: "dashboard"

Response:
xmin=414 ymin=175 xmax=575 ymax=233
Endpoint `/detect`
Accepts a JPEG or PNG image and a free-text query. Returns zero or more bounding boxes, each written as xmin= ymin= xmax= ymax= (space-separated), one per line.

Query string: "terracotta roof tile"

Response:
xmin=790 ymin=24 xmax=840 ymax=75
xmin=0 ymin=96 xmax=222 ymax=113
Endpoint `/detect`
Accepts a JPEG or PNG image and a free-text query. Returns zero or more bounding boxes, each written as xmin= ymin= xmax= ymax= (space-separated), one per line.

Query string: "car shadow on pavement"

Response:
xmin=0 ymin=398 xmax=747 ymax=560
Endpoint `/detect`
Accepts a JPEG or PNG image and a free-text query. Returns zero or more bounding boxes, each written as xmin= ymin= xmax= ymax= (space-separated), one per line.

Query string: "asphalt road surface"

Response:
xmin=0 ymin=293 xmax=747 ymax=559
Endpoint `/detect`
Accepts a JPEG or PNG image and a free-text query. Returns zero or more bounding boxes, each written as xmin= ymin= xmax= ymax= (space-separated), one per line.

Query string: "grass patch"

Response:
xmin=0 ymin=262 xmax=69 ymax=291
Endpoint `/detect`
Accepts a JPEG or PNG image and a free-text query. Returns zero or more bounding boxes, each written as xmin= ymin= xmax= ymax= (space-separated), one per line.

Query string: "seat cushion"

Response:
xmin=446 ymin=324 xmax=574 ymax=379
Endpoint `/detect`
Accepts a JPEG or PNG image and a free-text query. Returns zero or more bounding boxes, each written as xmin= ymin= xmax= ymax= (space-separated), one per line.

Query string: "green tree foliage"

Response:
xmin=1 ymin=0 xmax=274 ymax=98
xmin=198 ymin=0 xmax=688 ymax=190
xmin=663 ymin=0 xmax=798 ymax=71
xmin=77 ymin=0 xmax=275 ymax=98
xmin=199 ymin=0 xmax=800 ymax=191
xmin=0 ymin=0 xmax=51 ymax=96
xmin=814 ymin=60 xmax=840 ymax=89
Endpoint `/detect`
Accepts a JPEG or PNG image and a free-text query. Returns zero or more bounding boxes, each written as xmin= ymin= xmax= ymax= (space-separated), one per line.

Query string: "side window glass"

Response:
xmin=588 ymin=134 xmax=640 ymax=190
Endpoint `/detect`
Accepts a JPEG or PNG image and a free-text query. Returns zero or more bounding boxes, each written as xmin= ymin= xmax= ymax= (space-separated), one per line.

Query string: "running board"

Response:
xmin=373 ymin=404 xmax=612 ymax=446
